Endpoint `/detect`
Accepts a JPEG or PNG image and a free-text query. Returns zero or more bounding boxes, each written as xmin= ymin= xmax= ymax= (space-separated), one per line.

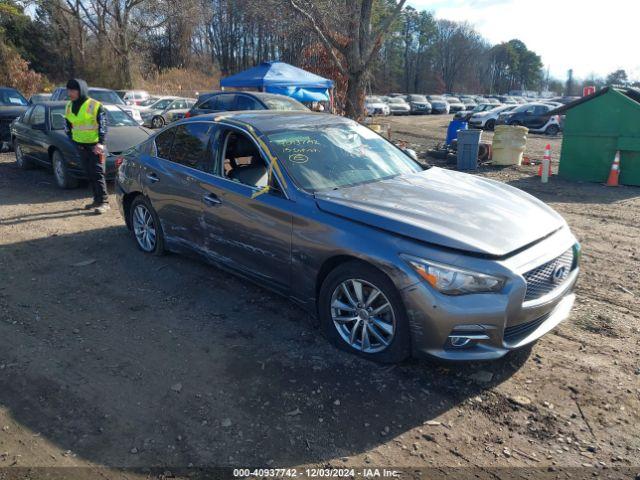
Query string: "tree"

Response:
xmin=606 ymin=69 xmax=628 ymax=86
xmin=432 ymin=20 xmax=484 ymax=93
xmin=288 ymin=0 xmax=407 ymax=118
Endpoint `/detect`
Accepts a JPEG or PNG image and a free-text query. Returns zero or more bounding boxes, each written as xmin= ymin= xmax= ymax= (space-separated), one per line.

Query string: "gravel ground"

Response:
xmin=0 ymin=114 xmax=639 ymax=480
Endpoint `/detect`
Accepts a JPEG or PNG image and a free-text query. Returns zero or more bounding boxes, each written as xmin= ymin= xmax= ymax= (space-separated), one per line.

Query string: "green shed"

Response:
xmin=552 ymin=87 xmax=640 ymax=186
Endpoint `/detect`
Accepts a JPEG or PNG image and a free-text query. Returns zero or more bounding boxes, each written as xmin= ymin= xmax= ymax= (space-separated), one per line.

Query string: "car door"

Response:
xmin=197 ymin=127 xmax=292 ymax=293
xmin=528 ymin=105 xmax=551 ymax=130
xmin=21 ymin=105 xmax=49 ymax=164
xmin=142 ymin=122 xmax=217 ymax=248
xmin=12 ymin=106 xmax=33 ymax=154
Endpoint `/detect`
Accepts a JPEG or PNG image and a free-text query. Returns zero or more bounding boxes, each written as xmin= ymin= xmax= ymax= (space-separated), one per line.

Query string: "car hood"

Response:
xmin=315 ymin=167 xmax=566 ymax=257
xmin=0 ymin=105 xmax=28 ymax=119
xmin=366 ymin=102 xmax=387 ymax=108
xmin=105 ymin=126 xmax=151 ymax=153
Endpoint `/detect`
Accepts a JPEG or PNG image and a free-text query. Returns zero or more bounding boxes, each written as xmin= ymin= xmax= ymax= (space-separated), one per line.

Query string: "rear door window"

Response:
xmin=236 ymin=95 xmax=264 ymax=111
xmin=216 ymin=94 xmax=236 ymax=111
xmin=169 ymin=122 xmax=216 ymax=172
xmin=155 ymin=127 xmax=175 ymax=159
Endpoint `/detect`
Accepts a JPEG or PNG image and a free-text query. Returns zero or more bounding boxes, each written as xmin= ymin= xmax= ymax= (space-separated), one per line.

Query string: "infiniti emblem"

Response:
xmin=552 ymin=264 xmax=568 ymax=284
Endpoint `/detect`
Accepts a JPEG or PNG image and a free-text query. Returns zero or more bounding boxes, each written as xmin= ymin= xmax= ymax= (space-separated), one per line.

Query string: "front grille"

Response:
xmin=504 ymin=313 xmax=550 ymax=342
xmin=523 ymin=249 xmax=574 ymax=301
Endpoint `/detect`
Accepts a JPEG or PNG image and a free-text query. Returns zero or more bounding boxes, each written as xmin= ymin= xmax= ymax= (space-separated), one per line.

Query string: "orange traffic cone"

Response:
xmin=605 ymin=151 xmax=621 ymax=187
xmin=538 ymin=144 xmax=552 ymax=178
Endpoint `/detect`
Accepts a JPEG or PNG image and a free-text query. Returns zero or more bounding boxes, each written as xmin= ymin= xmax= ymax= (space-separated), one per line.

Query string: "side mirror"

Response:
xmin=403 ymin=148 xmax=419 ymax=162
xmin=32 ymin=123 xmax=46 ymax=131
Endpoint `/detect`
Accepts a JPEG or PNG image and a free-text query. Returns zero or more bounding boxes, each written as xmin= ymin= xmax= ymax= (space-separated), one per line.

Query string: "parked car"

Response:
xmin=0 ymin=87 xmax=29 ymax=151
xmin=469 ymin=104 xmax=518 ymax=130
xmin=116 ymin=111 xmax=580 ymax=362
xmin=29 ymin=93 xmax=52 ymax=103
xmin=11 ymin=102 xmax=150 ymax=188
xmin=454 ymin=103 xmax=497 ymax=121
xmin=365 ymin=96 xmax=390 ymax=116
xmin=427 ymin=96 xmax=450 ymax=114
xmin=116 ymin=89 xmax=151 ymax=106
xmin=385 ymin=97 xmax=411 ymax=115
xmin=550 ymin=96 xmax=580 ymax=105
xmin=187 ymin=91 xmax=308 ymax=118
xmin=137 ymin=96 xmax=196 ymax=128
xmin=444 ymin=96 xmax=465 ymax=113
xmin=50 ymin=86 xmax=143 ymax=124
xmin=497 ymin=103 xmax=562 ymax=135
xmin=405 ymin=94 xmax=432 ymax=114
xmin=460 ymin=96 xmax=477 ymax=111
xmin=485 ymin=97 xmax=501 ymax=105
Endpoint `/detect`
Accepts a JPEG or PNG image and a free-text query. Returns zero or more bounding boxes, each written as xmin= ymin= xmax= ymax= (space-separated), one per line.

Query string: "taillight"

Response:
xmin=115 ymin=156 xmax=124 ymax=169
xmin=184 ymin=111 xmax=191 ymax=118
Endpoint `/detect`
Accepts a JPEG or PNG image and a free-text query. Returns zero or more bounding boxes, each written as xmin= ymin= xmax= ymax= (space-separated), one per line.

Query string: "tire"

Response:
xmin=485 ymin=119 xmax=496 ymax=131
xmin=14 ymin=141 xmax=33 ymax=170
xmin=151 ymin=116 xmax=165 ymax=129
xmin=51 ymin=150 xmax=79 ymax=189
xmin=545 ymin=124 xmax=560 ymax=136
xmin=129 ymin=195 xmax=165 ymax=255
xmin=318 ymin=260 xmax=411 ymax=363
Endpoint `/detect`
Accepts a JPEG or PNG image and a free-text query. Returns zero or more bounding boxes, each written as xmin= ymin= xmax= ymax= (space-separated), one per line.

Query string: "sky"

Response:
xmin=408 ymin=0 xmax=637 ymax=81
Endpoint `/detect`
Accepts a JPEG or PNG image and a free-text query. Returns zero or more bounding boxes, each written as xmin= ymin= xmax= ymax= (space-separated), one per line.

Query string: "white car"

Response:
xmin=469 ymin=104 xmax=518 ymax=130
xmin=385 ymin=97 xmax=411 ymax=115
xmin=365 ymin=96 xmax=390 ymax=116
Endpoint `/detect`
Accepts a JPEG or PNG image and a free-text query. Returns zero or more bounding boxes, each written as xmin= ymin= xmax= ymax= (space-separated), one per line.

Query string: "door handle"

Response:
xmin=146 ymin=172 xmax=159 ymax=183
xmin=202 ymin=193 xmax=222 ymax=206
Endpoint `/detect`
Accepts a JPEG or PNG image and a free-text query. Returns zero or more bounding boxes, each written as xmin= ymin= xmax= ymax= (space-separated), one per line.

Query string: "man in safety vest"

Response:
xmin=64 ymin=78 xmax=109 ymax=214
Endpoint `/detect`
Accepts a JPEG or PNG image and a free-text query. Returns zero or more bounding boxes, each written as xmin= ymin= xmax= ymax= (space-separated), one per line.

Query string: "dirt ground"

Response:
xmin=0 ymin=115 xmax=639 ymax=479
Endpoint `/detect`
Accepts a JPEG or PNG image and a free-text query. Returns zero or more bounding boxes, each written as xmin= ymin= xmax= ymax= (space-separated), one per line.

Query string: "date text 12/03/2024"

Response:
xmin=233 ymin=468 xmax=402 ymax=478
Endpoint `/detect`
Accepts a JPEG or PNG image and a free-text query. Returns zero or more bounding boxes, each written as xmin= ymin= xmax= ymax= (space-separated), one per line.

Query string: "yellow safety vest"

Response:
xmin=64 ymin=98 xmax=102 ymax=144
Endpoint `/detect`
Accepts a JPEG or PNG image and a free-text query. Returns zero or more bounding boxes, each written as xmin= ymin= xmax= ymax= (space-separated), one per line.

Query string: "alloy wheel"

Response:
xmin=132 ymin=204 xmax=157 ymax=252
xmin=330 ymin=278 xmax=396 ymax=353
xmin=152 ymin=116 xmax=164 ymax=128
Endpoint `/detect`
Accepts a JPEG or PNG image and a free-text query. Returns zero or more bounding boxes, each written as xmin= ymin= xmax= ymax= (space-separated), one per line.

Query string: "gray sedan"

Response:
xmin=137 ymin=97 xmax=195 ymax=128
xmin=116 ymin=112 xmax=579 ymax=363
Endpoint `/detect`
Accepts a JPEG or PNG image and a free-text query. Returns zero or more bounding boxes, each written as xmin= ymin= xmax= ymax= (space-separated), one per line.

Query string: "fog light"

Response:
xmin=449 ymin=336 xmax=473 ymax=348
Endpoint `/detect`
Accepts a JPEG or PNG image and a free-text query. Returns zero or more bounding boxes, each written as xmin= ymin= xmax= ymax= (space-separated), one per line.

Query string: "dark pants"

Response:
xmin=77 ymin=144 xmax=108 ymax=205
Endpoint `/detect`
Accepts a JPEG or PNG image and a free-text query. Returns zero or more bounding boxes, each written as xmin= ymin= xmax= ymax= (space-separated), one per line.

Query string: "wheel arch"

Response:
xmin=314 ymin=254 xmax=398 ymax=306
xmin=122 ymin=191 xmax=144 ymax=229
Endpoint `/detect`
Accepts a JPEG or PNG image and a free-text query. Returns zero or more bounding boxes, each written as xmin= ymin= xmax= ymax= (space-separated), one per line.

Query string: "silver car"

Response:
xmin=137 ymin=97 xmax=196 ymax=128
xmin=116 ymin=111 xmax=579 ymax=363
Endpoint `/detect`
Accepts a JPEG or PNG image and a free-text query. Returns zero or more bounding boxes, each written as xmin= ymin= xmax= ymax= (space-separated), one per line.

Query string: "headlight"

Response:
xmin=402 ymin=255 xmax=505 ymax=295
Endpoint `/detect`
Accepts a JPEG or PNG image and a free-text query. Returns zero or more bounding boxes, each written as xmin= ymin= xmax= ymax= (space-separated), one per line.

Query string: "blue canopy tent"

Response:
xmin=220 ymin=61 xmax=334 ymax=103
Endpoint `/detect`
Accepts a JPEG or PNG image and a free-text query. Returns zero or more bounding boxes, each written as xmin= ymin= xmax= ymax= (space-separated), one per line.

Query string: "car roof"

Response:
xmin=180 ymin=111 xmax=350 ymax=133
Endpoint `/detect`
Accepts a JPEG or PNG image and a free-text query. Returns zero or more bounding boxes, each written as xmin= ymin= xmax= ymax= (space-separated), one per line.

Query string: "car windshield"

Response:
xmin=447 ymin=97 xmax=461 ymax=103
xmin=261 ymin=96 xmax=308 ymax=111
xmin=0 ymin=89 xmax=28 ymax=106
xmin=90 ymin=90 xmax=125 ymax=105
xmin=388 ymin=98 xmax=405 ymax=104
xmin=50 ymin=105 xmax=137 ymax=129
xmin=408 ymin=95 xmax=427 ymax=102
xmin=266 ymin=122 xmax=422 ymax=192
xmin=140 ymin=97 xmax=158 ymax=106
xmin=150 ymin=98 xmax=174 ymax=110
xmin=366 ymin=96 xmax=382 ymax=103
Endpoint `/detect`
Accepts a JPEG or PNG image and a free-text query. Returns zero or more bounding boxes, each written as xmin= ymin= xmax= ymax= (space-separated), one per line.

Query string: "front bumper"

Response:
xmin=400 ymin=233 xmax=579 ymax=361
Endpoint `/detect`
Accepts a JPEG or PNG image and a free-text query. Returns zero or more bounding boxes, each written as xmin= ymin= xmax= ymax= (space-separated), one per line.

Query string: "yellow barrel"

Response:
xmin=492 ymin=125 xmax=528 ymax=165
